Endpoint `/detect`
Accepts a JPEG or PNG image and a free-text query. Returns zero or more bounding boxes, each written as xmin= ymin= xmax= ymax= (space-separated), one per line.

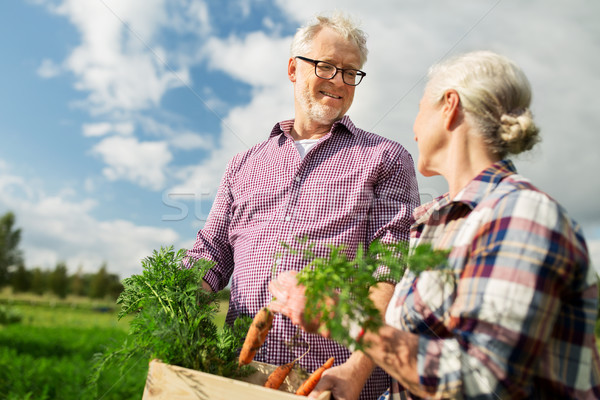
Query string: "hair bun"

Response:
xmin=498 ymin=109 xmax=540 ymax=154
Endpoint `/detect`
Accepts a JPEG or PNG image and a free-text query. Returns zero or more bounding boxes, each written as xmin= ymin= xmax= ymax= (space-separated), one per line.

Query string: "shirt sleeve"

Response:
xmin=368 ymin=146 xmax=420 ymax=278
xmin=185 ymin=159 xmax=236 ymax=292
xmin=416 ymin=189 xmax=593 ymax=398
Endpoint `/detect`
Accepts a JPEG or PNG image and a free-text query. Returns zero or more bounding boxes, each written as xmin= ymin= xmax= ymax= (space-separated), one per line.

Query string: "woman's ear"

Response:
xmin=288 ymin=58 xmax=297 ymax=83
xmin=442 ymin=90 xmax=461 ymax=130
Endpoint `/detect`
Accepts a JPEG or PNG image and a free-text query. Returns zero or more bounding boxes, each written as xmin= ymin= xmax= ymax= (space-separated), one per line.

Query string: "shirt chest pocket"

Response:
xmin=297 ymin=170 xmax=374 ymax=223
xmin=231 ymin=187 xmax=287 ymax=227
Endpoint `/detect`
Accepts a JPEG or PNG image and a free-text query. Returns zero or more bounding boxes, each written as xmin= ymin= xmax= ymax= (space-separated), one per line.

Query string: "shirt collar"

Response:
xmin=270 ymin=115 xmax=356 ymax=139
xmin=453 ymin=159 xmax=517 ymax=208
xmin=412 ymin=159 xmax=517 ymax=225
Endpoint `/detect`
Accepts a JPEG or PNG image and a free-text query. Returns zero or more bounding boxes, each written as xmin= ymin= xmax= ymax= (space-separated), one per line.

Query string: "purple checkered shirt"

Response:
xmin=385 ymin=160 xmax=600 ymax=399
xmin=187 ymin=115 xmax=420 ymax=399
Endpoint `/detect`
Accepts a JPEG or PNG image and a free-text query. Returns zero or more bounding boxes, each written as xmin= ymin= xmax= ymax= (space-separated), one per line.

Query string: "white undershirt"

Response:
xmin=294 ymin=139 xmax=319 ymax=159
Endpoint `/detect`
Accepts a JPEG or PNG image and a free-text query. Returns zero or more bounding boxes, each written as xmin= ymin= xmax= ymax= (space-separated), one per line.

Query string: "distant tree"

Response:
xmin=70 ymin=266 xmax=88 ymax=297
xmin=30 ymin=268 xmax=47 ymax=296
xmin=10 ymin=264 xmax=31 ymax=293
xmin=49 ymin=262 xmax=69 ymax=299
xmin=89 ymin=263 xmax=109 ymax=299
xmin=0 ymin=212 xmax=24 ymax=287
xmin=89 ymin=263 xmax=123 ymax=300
xmin=107 ymin=277 xmax=124 ymax=300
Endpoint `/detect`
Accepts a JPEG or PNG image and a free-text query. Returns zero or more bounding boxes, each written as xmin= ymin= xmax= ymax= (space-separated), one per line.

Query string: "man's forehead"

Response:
xmin=308 ymin=29 xmax=361 ymax=67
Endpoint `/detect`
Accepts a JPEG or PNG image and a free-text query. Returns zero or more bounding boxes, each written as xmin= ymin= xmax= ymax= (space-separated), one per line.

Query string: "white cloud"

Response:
xmin=169 ymin=132 xmax=212 ymax=150
xmin=0 ymin=160 xmax=179 ymax=277
xmin=138 ymin=117 xmax=214 ymax=150
xmin=203 ymin=31 xmax=291 ymax=87
xmin=167 ymin=0 xmax=211 ymax=36
xmin=83 ymin=121 xmax=135 ymax=137
xmin=49 ymin=0 xmax=190 ymax=113
xmin=91 ymin=136 xmax=172 ymax=190
xmin=37 ymin=58 xmax=62 ymax=78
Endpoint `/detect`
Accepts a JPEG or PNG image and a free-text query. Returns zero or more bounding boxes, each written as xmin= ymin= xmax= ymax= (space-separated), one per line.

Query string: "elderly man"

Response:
xmin=186 ymin=12 xmax=420 ymax=400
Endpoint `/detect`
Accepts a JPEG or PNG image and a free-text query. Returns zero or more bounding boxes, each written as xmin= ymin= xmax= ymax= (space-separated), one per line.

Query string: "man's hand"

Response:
xmin=307 ymin=352 xmax=374 ymax=400
xmin=201 ymin=279 xmax=213 ymax=292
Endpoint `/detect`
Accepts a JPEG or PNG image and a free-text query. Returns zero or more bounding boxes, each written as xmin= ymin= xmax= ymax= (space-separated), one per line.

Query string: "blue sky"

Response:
xmin=1 ymin=0 xmax=599 ymax=278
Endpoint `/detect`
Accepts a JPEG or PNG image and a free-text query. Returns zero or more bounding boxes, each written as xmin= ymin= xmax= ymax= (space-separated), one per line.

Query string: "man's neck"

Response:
xmin=291 ymin=118 xmax=337 ymax=141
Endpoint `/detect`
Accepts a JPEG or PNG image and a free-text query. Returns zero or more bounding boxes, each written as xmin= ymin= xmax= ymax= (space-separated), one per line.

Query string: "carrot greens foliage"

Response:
xmin=89 ymin=246 xmax=253 ymax=392
xmin=289 ymin=239 xmax=450 ymax=351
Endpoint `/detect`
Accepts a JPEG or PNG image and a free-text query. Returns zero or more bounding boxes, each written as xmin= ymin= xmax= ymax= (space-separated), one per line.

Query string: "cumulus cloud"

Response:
xmin=91 ymin=136 xmax=172 ymax=190
xmin=50 ymin=0 xmax=190 ymax=113
xmin=0 ymin=160 xmax=179 ymax=277
xmin=138 ymin=117 xmax=214 ymax=150
xmin=203 ymin=32 xmax=291 ymax=87
xmin=82 ymin=121 xmax=135 ymax=137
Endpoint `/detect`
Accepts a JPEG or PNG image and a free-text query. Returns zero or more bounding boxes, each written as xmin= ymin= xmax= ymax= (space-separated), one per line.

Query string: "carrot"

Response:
xmin=264 ymin=361 xmax=295 ymax=389
xmin=295 ymin=356 xmax=335 ymax=396
xmin=238 ymin=307 xmax=274 ymax=366
xmin=263 ymin=345 xmax=311 ymax=390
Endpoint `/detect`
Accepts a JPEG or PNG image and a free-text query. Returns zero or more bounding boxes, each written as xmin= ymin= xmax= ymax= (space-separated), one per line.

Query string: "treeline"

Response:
xmin=1 ymin=211 xmax=122 ymax=300
xmin=9 ymin=262 xmax=123 ymax=301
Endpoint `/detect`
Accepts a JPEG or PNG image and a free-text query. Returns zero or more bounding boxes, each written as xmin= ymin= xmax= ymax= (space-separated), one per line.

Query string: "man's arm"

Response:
xmin=185 ymin=160 xmax=237 ymax=292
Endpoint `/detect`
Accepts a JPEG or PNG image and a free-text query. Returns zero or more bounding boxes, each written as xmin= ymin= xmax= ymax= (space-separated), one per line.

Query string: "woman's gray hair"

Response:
xmin=426 ymin=51 xmax=540 ymax=158
xmin=290 ymin=11 xmax=368 ymax=68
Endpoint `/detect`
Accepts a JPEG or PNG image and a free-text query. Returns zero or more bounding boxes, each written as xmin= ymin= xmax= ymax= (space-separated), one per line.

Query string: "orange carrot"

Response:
xmin=264 ymin=344 xmax=310 ymax=390
xmin=264 ymin=361 xmax=295 ymax=389
xmin=238 ymin=307 xmax=274 ymax=366
xmin=295 ymin=357 xmax=335 ymax=396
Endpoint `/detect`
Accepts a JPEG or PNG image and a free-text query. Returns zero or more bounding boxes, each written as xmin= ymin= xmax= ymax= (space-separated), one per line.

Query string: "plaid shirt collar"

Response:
xmin=412 ymin=159 xmax=517 ymax=226
xmin=269 ymin=115 xmax=356 ymax=139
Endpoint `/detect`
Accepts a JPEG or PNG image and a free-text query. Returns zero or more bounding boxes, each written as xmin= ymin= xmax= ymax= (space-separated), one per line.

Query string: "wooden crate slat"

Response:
xmin=142 ymin=359 xmax=330 ymax=400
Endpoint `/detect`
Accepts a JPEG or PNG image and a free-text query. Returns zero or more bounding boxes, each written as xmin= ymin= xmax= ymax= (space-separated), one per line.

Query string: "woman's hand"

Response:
xmin=268 ymin=270 xmax=324 ymax=333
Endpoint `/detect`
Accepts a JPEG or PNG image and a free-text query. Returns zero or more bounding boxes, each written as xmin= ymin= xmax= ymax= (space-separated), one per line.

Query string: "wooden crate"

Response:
xmin=142 ymin=359 xmax=331 ymax=400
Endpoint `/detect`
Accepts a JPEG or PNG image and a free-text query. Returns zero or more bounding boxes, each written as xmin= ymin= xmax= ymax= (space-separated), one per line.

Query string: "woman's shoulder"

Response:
xmin=484 ymin=173 xmax=557 ymax=211
xmin=480 ymin=173 xmax=583 ymax=240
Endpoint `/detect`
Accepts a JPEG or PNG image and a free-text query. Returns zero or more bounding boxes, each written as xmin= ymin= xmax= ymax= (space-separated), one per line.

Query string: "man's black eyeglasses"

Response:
xmin=295 ymin=56 xmax=366 ymax=86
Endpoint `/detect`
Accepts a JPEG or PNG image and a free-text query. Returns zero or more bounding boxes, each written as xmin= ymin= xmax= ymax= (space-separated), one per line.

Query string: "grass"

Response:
xmin=0 ymin=291 xmax=230 ymax=400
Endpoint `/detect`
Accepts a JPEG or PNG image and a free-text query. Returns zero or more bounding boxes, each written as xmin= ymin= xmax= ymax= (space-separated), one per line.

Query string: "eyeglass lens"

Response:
xmin=315 ymin=61 xmax=362 ymax=86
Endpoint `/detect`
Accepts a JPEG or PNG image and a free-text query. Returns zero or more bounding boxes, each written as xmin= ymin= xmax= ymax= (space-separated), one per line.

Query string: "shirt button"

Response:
xmin=295 ymin=176 xmax=301 ymax=182
xmin=285 ymin=216 xmax=291 ymax=222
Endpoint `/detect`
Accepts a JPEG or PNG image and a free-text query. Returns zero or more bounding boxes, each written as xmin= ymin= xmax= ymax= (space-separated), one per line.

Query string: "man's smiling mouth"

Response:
xmin=321 ymin=91 xmax=341 ymax=99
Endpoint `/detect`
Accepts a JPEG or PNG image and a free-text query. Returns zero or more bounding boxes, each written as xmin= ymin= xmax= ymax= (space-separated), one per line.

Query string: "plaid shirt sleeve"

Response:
xmin=417 ymin=188 xmax=598 ymax=398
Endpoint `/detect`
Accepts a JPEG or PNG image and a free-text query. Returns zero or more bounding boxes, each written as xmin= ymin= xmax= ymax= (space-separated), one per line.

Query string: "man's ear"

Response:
xmin=288 ymin=57 xmax=297 ymax=83
xmin=442 ymin=90 xmax=461 ymax=130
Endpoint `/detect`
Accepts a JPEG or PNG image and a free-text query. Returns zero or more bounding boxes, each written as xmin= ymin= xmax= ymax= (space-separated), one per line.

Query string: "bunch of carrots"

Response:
xmin=238 ymin=307 xmax=335 ymax=396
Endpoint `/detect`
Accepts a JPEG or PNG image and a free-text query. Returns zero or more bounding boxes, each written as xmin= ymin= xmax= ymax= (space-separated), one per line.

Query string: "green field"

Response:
xmin=2 ymin=292 xmax=600 ymax=400
xmin=0 ymin=294 xmax=229 ymax=400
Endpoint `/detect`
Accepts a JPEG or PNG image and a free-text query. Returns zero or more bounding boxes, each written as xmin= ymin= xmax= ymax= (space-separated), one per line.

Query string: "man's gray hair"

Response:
xmin=290 ymin=11 xmax=368 ymax=68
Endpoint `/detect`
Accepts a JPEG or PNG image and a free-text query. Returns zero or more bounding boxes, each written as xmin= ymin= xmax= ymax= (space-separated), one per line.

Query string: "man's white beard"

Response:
xmin=296 ymin=84 xmax=341 ymax=126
